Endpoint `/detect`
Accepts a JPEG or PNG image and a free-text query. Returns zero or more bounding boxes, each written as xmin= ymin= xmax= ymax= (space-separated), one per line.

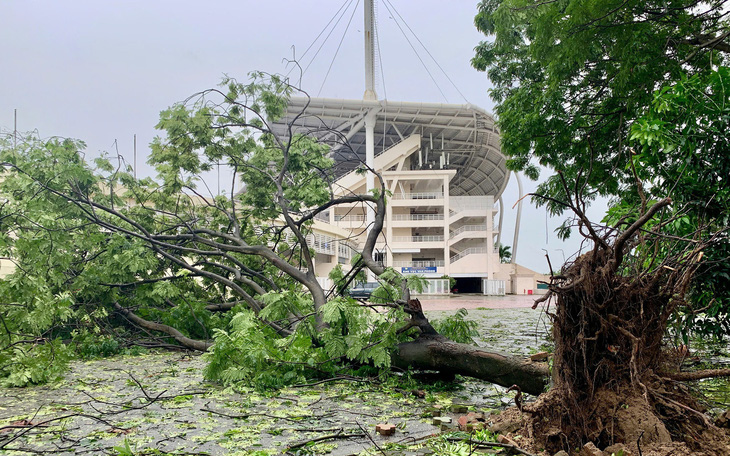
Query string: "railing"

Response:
xmin=334 ymin=214 xmax=365 ymax=222
xmin=450 ymin=247 xmax=488 ymax=263
xmin=450 ymin=196 xmax=496 ymax=213
xmin=393 ymin=260 xmax=445 ymax=268
xmin=393 ymin=235 xmax=445 ymax=243
xmin=392 ymin=213 xmax=444 ymax=221
xmin=393 ymin=191 xmax=444 ymax=200
xmin=449 ymin=205 xmax=490 ymax=214
xmin=305 ymin=233 xmax=335 ymax=255
xmin=449 ymin=224 xmax=488 ymax=238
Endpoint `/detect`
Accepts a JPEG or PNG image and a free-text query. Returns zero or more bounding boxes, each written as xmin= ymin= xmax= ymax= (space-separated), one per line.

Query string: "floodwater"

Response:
xmin=418 ymin=293 xmax=543 ymax=311
xmin=0 ymin=304 xmax=550 ymax=455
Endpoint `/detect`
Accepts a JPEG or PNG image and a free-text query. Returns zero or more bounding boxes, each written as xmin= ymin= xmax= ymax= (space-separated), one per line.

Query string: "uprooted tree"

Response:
xmin=474 ymin=0 xmax=730 ymax=451
xmin=0 ymin=73 xmax=546 ymax=392
xmin=522 ymin=182 xmax=730 ymax=452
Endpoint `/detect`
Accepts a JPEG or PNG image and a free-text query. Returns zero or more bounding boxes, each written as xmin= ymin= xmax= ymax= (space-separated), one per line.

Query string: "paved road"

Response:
xmin=416 ymin=293 xmax=545 ymax=311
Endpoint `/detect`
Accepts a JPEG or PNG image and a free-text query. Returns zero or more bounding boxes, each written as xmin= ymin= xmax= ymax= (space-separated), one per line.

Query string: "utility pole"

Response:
xmin=14 ymin=109 xmax=17 ymax=149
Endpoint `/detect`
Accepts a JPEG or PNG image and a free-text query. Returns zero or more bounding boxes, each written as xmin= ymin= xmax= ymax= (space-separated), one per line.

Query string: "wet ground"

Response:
xmin=0 ymin=302 xmax=549 ymax=456
xmin=418 ymin=294 xmax=543 ymax=311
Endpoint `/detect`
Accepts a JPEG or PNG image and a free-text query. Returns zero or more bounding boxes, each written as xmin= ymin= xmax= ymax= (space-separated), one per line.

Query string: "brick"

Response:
xmin=432 ymin=416 xmax=451 ymax=426
xmin=579 ymin=442 xmax=602 ymax=456
xmin=449 ymin=404 xmax=468 ymax=413
xmin=497 ymin=434 xmax=518 ymax=447
xmin=530 ymin=351 xmax=550 ymax=361
xmin=376 ymin=423 xmax=396 ymax=436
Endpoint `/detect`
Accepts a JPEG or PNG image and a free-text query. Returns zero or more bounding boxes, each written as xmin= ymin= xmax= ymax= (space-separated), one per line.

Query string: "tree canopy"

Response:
xmin=473 ymin=0 xmax=729 ymax=215
xmin=473 ymin=0 xmax=730 ymax=338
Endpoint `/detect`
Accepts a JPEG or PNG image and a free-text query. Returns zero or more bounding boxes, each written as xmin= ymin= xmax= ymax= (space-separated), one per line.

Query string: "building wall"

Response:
xmin=0 ymin=259 xmax=14 ymax=278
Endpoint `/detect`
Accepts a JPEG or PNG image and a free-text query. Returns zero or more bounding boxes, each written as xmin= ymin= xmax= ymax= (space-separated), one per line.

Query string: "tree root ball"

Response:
xmin=488 ymin=387 xmax=730 ymax=455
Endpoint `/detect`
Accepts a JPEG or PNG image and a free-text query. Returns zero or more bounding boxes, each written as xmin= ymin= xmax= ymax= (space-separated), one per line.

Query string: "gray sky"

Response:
xmin=1 ymin=0 xmax=607 ymax=273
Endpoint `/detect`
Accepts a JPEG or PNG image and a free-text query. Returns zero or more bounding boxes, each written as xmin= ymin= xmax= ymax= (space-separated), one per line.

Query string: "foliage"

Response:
xmin=327 ymin=263 xmax=366 ymax=296
xmin=629 ymin=67 xmax=730 ymax=220
xmin=428 ymin=431 xmax=500 ymax=456
xmin=495 ymin=243 xmax=511 ymax=263
xmin=0 ymin=74 xmax=323 ymax=386
xmin=431 ymin=309 xmax=479 ymax=344
xmin=441 ymin=275 xmax=456 ymax=290
xmin=474 ymin=1 xmax=730 ymax=338
xmin=203 ymin=296 xmax=409 ymax=389
xmin=473 ymin=0 xmax=729 ymax=215
xmin=0 ymin=71 xmax=469 ymax=391
xmin=112 ymin=439 xmax=135 ymax=456
xmin=0 ymin=135 xmax=231 ymax=385
xmin=628 ymin=67 xmax=730 ymax=340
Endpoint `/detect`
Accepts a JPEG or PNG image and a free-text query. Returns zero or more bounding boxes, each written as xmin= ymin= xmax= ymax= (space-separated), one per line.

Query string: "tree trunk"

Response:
xmin=392 ymin=335 xmax=549 ymax=396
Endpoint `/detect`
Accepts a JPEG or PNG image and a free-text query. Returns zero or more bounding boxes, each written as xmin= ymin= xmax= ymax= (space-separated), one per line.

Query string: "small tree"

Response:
xmin=496 ymin=243 xmax=511 ymax=263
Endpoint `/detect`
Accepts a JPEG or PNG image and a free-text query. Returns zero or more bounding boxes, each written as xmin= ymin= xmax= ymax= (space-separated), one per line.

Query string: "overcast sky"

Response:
xmin=1 ymin=0 xmax=607 ymax=273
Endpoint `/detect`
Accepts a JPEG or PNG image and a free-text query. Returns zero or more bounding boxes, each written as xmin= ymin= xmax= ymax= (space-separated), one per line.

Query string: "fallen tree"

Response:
xmin=0 ymin=73 xmax=550 ymax=392
xmin=393 ymin=336 xmax=548 ymax=395
xmin=504 ymin=182 xmax=730 ymax=454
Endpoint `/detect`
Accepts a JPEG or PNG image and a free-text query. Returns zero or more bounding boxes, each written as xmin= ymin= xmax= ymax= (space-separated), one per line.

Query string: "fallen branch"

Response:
xmin=446 ymin=437 xmax=537 ymax=456
xmin=661 ymin=368 xmax=730 ymax=381
xmin=286 ymin=430 xmax=366 ymax=451
xmin=113 ymin=302 xmax=211 ymax=351
xmin=200 ymin=405 xmax=325 ymax=423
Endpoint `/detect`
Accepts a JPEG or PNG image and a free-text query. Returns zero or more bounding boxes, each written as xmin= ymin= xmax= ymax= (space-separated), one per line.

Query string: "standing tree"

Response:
xmin=497 ymin=243 xmax=511 ymax=263
xmin=474 ymin=0 xmax=730 ymax=452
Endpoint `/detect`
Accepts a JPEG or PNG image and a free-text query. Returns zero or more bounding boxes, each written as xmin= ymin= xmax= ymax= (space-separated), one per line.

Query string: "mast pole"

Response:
xmin=363 ymin=0 xmax=377 ymax=101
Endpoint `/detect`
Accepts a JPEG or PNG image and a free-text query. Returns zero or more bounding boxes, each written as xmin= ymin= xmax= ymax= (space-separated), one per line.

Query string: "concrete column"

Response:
xmin=386 ymin=193 xmax=393 ymax=269
xmin=512 ymin=172 xmax=523 ymax=265
xmin=486 ymin=195 xmax=494 ymax=280
xmin=497 ymin=195 xmax=504 ymax=248
xmin=443 ymin=175 xmax=450 ymax=277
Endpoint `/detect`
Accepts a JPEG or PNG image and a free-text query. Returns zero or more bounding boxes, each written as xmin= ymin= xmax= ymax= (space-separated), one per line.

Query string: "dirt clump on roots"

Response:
xmin=489 ymin=388 xmax=730 ymax=455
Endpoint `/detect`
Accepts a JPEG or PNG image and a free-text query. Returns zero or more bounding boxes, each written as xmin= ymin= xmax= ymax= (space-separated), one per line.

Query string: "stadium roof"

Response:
xmin=270 ymin=97 xmax=508 ymax=198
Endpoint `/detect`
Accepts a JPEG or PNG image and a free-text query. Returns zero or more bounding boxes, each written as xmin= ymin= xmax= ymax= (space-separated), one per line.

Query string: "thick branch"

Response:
xmin=662 ymin=369 xmax=730 ymax=381
xmin=113 ymin=302 xmax=211 ymax=352
xmin=391 ymin=335 xmax=549 ymax=396
xmin=612 ymin=197 xmax=672 ymax=270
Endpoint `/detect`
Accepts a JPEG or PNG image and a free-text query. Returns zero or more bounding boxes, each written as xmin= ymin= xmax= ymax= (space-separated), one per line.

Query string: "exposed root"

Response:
xmin=524 ymin=190 xmax=729 ymax=453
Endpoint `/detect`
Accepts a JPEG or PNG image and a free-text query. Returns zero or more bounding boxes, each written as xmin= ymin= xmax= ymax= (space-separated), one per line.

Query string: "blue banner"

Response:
xmin=401 ymin=266 xmax=437 ymax=274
